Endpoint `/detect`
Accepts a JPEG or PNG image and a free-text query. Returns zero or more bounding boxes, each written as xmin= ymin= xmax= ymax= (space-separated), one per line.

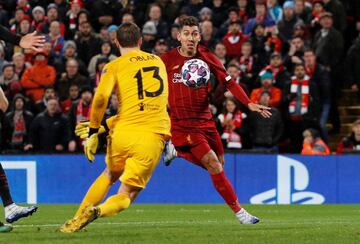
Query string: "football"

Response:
xmin=181 ymin=59 xmax=210 ymax=88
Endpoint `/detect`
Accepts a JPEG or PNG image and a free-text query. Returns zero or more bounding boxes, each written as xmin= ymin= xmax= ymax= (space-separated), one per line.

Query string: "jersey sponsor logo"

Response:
xmin=130 ymin=55 xmax=156 ymax=62
xmin=250 ymin=156 xmax=325 ymax=204
xmin=172 ymin=73 xmax=182 ymax=83
xmin=171 ymin=65 xmax=179 ymax=70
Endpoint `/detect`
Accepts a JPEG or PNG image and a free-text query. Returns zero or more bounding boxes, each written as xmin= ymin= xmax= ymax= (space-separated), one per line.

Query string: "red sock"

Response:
xmin=210 ymin=171 xmax=241 ymax=213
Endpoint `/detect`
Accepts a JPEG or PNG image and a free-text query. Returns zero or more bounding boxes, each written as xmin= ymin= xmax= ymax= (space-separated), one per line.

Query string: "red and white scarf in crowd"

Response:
xmin=76 ymin=99 xmax=91 ymax=123
xmin=305 ymin=62 xmax=316 ymax=77
xmin=262 ymin=64 xmax=284 ymax=80
xmin=68 ymin=11 xmax=77 ymax=30
xmin=11 ymin=111 xmax=26 ymax=146
xmin=239 ymin=56 xmax=253 ymax=75
xmin=289 ymin=75 xmax=310 ymax=119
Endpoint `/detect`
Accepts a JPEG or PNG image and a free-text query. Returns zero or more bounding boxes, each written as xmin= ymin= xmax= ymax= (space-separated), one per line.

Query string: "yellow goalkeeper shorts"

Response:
xmin=105 ymin=130 xmax=165 ymax=188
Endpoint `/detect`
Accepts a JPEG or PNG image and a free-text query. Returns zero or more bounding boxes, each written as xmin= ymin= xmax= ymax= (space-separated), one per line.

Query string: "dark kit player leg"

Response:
xmin=0 ymin=163 xmax=37 ymax=223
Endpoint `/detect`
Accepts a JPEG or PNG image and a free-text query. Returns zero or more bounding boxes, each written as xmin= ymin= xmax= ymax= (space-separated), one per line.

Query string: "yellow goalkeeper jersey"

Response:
xmin=89 ymin=49 xmax=170 ymax=137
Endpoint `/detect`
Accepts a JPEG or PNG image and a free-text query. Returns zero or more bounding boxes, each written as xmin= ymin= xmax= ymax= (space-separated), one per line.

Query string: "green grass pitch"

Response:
xmin=0 ymin=204 xmax=359 ymax=243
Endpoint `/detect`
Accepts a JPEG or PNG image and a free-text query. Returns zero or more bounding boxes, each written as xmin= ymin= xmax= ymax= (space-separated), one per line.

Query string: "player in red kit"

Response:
xmin=161 ymin=16 xmax=271 ymax=224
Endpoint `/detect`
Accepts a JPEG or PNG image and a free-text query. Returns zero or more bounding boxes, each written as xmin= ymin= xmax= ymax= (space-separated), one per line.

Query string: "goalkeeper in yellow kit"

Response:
xmin=60 ymin=22 xmax=170 ymax=233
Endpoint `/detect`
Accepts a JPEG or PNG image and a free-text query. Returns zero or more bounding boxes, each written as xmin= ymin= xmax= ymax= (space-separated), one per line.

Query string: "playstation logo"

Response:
xmin=250 ymin=156 xmax=325 ymax=204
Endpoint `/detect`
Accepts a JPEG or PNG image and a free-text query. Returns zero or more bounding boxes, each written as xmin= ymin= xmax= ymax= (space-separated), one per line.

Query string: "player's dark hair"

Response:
xmin=178 ymin=16 xmax=199 ymax=30
xmin=117 ymin=22 xmax=141 ymax=48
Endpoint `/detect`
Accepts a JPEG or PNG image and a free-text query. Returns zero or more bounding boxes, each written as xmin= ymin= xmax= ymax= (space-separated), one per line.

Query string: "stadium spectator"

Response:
xmin=53 ymin=0 xmax=69 ymax=22
xmin=217 ymin=7 xmax=241 ymax=39
xmin=310 ymin=0 xmax=325 ymax=35
xmin=313 ymin=12 xmax=343 ymax=134
xmin=153 ymin=39 xmax=169 ymax=56
xmin=106 ymin=25 xmax=120 ymax=56
xmin=294 ymin=0 xmax=312 ymax=24
xmin=323 ymin=0 xmax=346 ymax=33
xmin=24 ymin=97 xmax=71 ymax=153
xmin=167 ymin=24 xmax=180 ymax=49
xmin=64 ymin=0 xmax=84 ymax=39
xmin=141 ymin=21 xmax=157 ymax=53
xmin=12 ymin=52 xmax=31 ymax=80
xmin=9 ymin=8 xmax=26 ymax=34
xmin=87 ymin=41 xmax=116 ymax=78
xmin=214 ymin=42 xmax=228 ymax=66
xmin=259 ymin=52 xmax=290 ymax=89
xmin=56 ymin=58 xmax=89 ymax=101
xmin=53 ymin=40 xmax=87 ymax=77
xmin=283 ymin=63 xmax=320 ymax=153
xmin=303 ymin=48 xmax=331 ymax=142
xmin=17 ymin=15 xmax=32 ymax=36
xmin=264 ymin=25 xmax=282 ymax=56
xmin=147 ymin=3 xmax=169 ymax=39
xmin=301 ymin=128 xmax=330 ymax=155
xmin=31 ymin=6 xmax=46 ymax=31
xmin=199 ymin=7 xmax=212 ymax=22
xmin=278 ymin=1 xmax=303 ymax=43
xmin=91 ymin=0 xmax=123 ymax=30
xmin=90 ymin=57 xmax=108 ymax=87
xmin=248 ymin=91 xmax=283 ymax=152
xmin=68 ymin=86 xmax=93 ymax=151
xmin=239 ymin=42 xmax=262 ymax=88
xmin=20 ymin=51 xmax=56 ymax=103
xmin=3 ymin=94 xmax=33 ymax=152
xmin=33 ymin=85 xmax=56 ymax=115
xmin=179 ymin=0 xmax=204 ymax=17
xmin=345 ymin=24 xmax=360 ymax=94
xmin=223 ymin=20 xmax=248 ymax=60
xmin=244 ymin=0 xmax=275 ymax=35
xmin=47 ymin=21 xmax=65 ymax=62
xmin=336 ymin=119 xmax=360 ymax=154
xmin=284 ymin=36 xmax=305 ymax=71
xmin=217 ymin=98 xmax=246 ymax=149
xmin=0 ymin=63 xmax=21 ymax=101
xmin=249 ymin=22 xmax=267 ymax=61
xmin=37 ymin=3 xmax=66 ymax=36
xmin=74 ymin=21 xmax=102 ymax=65
xmin=267 ymin=0 xmax=283 ymax=24
xmin=105 ymin=93 xmax=119 ymax=118
xmin=60 ymin=83 xmax=80 ymax=114
xmin=210 ymin=0 xmax=228 ymax=28
xmin=251 ymin=70 xmax=282 ymax=107
xmin=200 ymin=20 xmax=217 ymax=50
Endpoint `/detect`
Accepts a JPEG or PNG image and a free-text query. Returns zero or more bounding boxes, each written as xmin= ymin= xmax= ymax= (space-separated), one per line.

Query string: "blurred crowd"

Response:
xmin=0 ymin=0 xmax=359 ymax=155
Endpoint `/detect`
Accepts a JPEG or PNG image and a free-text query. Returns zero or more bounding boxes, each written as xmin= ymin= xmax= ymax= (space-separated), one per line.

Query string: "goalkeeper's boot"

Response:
xmin=5 ymin=204 xmax=38 ymax=223
xmin=0 ymin=222 xmax=12 ymax=233
xmin=163 ymin=140 xmax=177 ymax=166
xmin=235 ymin=208 xmax=260 ymax=224
xmin=61 ymin=205 xmax=99 ymax=233
xmin=59 ymin=217 xmax=80 ymax=233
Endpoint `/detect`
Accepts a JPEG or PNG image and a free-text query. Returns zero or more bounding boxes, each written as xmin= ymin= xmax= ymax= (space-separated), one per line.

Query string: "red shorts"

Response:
xmin=171 ymin=121 xmax=224 ymax=167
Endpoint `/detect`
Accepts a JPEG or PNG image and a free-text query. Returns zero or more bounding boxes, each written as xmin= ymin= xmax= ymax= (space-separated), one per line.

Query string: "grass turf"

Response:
xmin=0 ymin=204 xmax=359 ymax=244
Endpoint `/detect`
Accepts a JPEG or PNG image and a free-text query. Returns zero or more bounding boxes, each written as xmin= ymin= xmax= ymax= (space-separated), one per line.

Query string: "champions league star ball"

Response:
xmin=181 ymin=59 xmax=210 ymax=88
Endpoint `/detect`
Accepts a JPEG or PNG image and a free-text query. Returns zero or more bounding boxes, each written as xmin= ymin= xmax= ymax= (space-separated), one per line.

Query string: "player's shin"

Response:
xmin=0 ymin=163 xmax=14 ymax=207
xmin=210 ymin=170 xmax=241 ymax=213
xmin=75 ymin=173 xmax=112 ymax=217
xmin=98 ymin=193 xmax=131 ymax=217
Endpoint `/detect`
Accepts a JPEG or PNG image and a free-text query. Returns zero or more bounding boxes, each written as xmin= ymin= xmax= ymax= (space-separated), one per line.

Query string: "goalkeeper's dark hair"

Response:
xmin=116 ymin=22 xmax=141 ymax=48
xmin=178 ymin=15 xmax=199 ymax=30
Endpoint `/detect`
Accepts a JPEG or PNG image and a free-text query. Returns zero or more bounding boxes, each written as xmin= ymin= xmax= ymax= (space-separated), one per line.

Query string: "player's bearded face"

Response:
xmin=178 ymin=26 xmax=201 ymax=55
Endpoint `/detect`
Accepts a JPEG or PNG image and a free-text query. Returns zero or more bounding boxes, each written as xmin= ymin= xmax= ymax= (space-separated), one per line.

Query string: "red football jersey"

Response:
xmin=161 ymin=45 xmax=251 ymax=128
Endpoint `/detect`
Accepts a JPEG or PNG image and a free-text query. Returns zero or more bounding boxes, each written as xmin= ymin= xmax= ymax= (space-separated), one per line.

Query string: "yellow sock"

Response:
xmin=98 ymin=193 xmax=131 ymax=217
xmin=75 ymin=173 xmax=112 ymax=217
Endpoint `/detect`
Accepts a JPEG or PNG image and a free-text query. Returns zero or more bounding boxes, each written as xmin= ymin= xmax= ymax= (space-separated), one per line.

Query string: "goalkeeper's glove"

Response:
xmin=84 ymin=128 xmax=99 ymax=163
xmin=75 ymin=121 xmax=107 ymax=139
